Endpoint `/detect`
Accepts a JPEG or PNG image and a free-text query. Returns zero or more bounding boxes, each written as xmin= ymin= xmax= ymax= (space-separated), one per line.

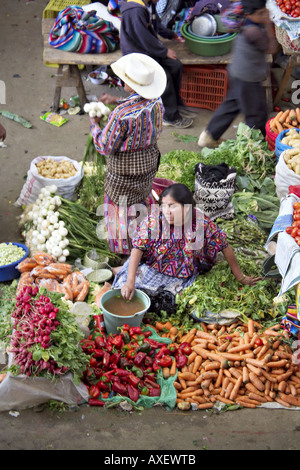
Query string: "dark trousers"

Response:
xmin=156 ymin=57 xmax=183 ymax=122
xmin=207 ymin=75 xmax=268 ymax=140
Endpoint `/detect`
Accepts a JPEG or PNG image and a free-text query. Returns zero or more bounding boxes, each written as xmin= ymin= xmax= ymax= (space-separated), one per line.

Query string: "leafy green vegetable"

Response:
xmin=175 ymin=255 xmax=293 ymax=323
xmin=0 ymin=281 xmax=17 ymax=348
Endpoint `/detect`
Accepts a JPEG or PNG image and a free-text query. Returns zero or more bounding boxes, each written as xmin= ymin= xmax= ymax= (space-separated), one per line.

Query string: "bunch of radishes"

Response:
xmin=10 ymin=285 xmax=66 ymax=377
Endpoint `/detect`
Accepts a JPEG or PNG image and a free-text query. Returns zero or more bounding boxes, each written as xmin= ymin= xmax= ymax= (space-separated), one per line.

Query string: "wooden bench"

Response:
xmin=42 ymin=17 xmax=274 ymax=112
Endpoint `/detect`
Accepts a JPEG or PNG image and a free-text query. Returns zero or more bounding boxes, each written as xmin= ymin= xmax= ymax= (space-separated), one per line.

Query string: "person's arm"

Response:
xmin=121 ymin=248 xmax=143 ymax=300
xmin=222 ymin=245 xmax=262 ymax=286
xmin=89 ymin=108 xmax=127 ymax=155
xmin=0 ymin=123 xmax=6 ymax=141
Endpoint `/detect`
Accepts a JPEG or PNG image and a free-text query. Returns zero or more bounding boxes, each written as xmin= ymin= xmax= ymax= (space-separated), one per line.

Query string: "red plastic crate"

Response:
xmin=180 ymin=65 xmax=228 ymax=111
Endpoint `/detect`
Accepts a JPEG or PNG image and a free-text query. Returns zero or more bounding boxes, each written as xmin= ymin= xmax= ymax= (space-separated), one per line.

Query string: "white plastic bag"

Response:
xmin=275 ymin=151 xmax=300 ymax=199
xmin=0 ymin=371 xmax=89 ymax=411
xmin=15 ymin=156 xmax=83 ymax=206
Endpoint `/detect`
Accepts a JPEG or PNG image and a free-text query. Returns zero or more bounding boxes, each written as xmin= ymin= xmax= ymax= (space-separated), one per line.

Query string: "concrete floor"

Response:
xmin=1 ymin=0 xmax=300 ymax=452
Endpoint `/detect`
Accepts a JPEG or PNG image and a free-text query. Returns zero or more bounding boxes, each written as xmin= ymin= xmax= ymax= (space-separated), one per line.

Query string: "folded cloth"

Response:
xmin=49 ymin=6 xmax=119 ymax=53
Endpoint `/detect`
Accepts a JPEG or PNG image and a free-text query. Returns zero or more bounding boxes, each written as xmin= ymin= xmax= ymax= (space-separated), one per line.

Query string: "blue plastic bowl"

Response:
xmin=0 ymin=242 xmax=29 ymax=282
xmin=275 ymin=128 xmax=300 ymax=162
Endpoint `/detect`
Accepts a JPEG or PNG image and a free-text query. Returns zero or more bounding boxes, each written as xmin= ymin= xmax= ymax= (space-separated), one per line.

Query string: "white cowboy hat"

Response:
xmin=111 ymin=53 xmax=167 ymax=99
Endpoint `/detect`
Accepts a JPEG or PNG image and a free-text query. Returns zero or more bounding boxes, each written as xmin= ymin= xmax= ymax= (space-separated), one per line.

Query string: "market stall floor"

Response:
xmin=0 ymin=0 xmax=299 ymax=452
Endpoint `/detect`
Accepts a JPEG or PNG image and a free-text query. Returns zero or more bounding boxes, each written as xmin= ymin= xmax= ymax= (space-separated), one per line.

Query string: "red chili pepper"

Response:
xmin=127 ymin=384 xmax=140 ymax=402
xmin=148 ymin=339 xmax=165 ymax=349
xmin=175 ymin=351 xmax=188 ymax=369
xmin=133 ymin=351 xmax=147 ymax=367
xmin=144 ymin=377 xmax=160 ymax=389
xmin=127 ymin=373 xmax=141 ymax=388
xmin=80 ymin=339 xmax=96 ymax=353
xmin=110 ymin=334 xmax=124 ymax=349
xmin=156 ymin=355 xmax=173 ymax=368
xmin=93 ymin=348 xmax=104 ymax=358
xmin=119 ymin=324 xmax=131 ymax=332
xmin=148 ymin=387 xmax=161 ymax=397
xmin=155 ymin=345 xmax=170 ymax=360
xmin=96 ymin=380 xmax=109 ymax=392
xmin=110 ymin=352 xmax=121 ymax=365
xmin=112 ymin=381 xmax=128 ymax=395
xmin=114 ymin=368 xmax=131 ymax=378
xmin=167 ymin=344 xmax=178 ymax=355
xmin=144 ymin=356 xmax=153 ymax=367
xmin=102 ymin=350 xmax=110 ymax=367
xmin=94 ymin=368 xmax=103 ymax=379
xmin=178 ymin=342 xmax=192 ymax=355
xmin=94 ymin=334 xmax=107 ymax=348
xmin=89 ymin=384 xmax=101 ymax=399
xmin=126 ymin=349 xmax=137 ymax=360
xmin=89 ymin=357 xmax=98 ymax=368
xmin=152 ymin=362 xmax=161 ymax=373
xmin=88 ymin=398 xmax=105 ymax=406
xmin=93 ymin=315 xmax=105 ymax=332
xmin=129 ymin=326 xmax=142 ymax=337
xmin=142 ymin=330 xmax=152 ymax=338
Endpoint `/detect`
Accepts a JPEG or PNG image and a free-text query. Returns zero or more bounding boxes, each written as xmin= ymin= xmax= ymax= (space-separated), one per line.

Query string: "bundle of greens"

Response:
xmin=175 ymin=254 xmax=292 ymax=323
xmin=57 ymin=197 xmax=116 ymax=262
xmin=200 ymin=123 xmax=275 ymax=178
xmin=156 ymin=149 xmax=201 ymax=191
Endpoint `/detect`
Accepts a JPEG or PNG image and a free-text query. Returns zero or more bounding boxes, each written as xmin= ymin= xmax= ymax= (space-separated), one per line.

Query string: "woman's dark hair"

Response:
xmin=159 ymin=183 xmax=196 ymax=208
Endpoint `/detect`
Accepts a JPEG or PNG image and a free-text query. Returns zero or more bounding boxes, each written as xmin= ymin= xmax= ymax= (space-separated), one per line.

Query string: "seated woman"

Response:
xmin=112 ymin=183 xmax=262 ymax=301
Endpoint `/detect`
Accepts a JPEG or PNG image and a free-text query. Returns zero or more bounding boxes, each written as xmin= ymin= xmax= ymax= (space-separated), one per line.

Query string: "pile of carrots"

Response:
xmin=154 ymin=319 xmax=300 ymax=410
xmin=269 ymin=108 xmax=300 ymax=134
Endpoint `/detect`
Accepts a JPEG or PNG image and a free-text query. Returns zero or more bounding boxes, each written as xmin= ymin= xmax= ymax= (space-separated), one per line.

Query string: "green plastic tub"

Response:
xmin=100 ymin=288 xmax=151 ymax=335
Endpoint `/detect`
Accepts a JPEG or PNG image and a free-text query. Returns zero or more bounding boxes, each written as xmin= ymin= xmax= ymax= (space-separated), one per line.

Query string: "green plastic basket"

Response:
xmin=43 ymin=0 xmax=91 ymax=18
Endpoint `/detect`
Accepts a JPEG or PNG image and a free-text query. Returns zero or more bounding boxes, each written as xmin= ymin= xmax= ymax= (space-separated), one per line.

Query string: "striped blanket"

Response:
xmin=49 ymin=6 xmax=120 ymax=54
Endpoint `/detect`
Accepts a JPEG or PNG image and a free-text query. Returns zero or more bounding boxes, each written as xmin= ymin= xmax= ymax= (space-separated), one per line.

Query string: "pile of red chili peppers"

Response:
xmin=80 ymin=324 xmax=189 ymax=406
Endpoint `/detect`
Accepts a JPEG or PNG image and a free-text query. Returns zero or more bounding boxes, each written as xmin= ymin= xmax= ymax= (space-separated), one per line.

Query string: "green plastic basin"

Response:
xmin=181 ymin=24 xmax=237 ymax=56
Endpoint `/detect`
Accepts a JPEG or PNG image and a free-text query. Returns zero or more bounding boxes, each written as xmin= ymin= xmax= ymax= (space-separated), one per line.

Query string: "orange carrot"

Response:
xmin=178 ymin=371 xmax=197 ymax=381
xmin=197 ymin=402 xmax=214 ymax=410
xmin=229 ymin=375 xmax=243 ymax=401
xmin=249 ymin=372 xmax=265 ymax=392
xmin=192 ymin=355 xmax=203 ymax=374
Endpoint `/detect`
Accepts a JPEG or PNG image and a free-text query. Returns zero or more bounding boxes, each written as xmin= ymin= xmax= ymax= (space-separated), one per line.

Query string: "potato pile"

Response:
xmin=36 ymin=158 xmax=77 ymax=179
xmin=283 ymin=148 xmax=300 ymax=175
xmin=281 ymin=128 xmax=300 ymax=148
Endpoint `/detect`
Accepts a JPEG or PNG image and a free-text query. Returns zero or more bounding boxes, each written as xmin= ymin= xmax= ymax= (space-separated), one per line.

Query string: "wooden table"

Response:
xmin=42 ymin=17 xmax=274 ymax=112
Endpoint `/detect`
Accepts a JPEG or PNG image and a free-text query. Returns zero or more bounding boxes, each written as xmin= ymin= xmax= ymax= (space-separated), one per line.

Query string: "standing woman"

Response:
xmin=89 ymin=53 xmax=166 ymax=255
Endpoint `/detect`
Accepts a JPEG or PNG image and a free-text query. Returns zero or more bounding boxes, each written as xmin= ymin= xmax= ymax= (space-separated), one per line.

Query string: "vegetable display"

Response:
xmin=269 ymin=108 xmax=300 ymax=133
xmin=81 ymin=324 xmax=176 ymax=405
xmin=0 ymin=243 xmax=26 ymax=266
xmin=36 ymin=158 xmax=78 ymax=179
xmin=175 ymin=254 xmax=291 ymax=323
xmin=17 ymin=252 xmax=90 ymax=302
xmin=283 ymin=148 xmax=300 ymax=175
xmin=21 ymin=185 xmax=114 ymax=263
xmin=8 ymin=286 xmax=87 ymax=384
xmin=170 ymin=320 xmax=300 ymax=410
xmin=286 ymin=201 xmax=300 ymax=245
xmin=275 ymin=0 xmax=300 ymax=18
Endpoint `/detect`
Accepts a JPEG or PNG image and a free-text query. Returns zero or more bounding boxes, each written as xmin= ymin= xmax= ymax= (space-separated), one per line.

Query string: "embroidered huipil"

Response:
xmin=132 ymin=209 xmax=228 ymax=278
xmin=90 ymin=93 xmax=164 ymax=154
xmin=91 ymin=93 xmax=164 ymax=205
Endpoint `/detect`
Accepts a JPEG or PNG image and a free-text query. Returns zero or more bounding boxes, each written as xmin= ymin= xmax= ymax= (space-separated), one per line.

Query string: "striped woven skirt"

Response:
xmin=103 ymin=192 xmax=156 ymax=255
